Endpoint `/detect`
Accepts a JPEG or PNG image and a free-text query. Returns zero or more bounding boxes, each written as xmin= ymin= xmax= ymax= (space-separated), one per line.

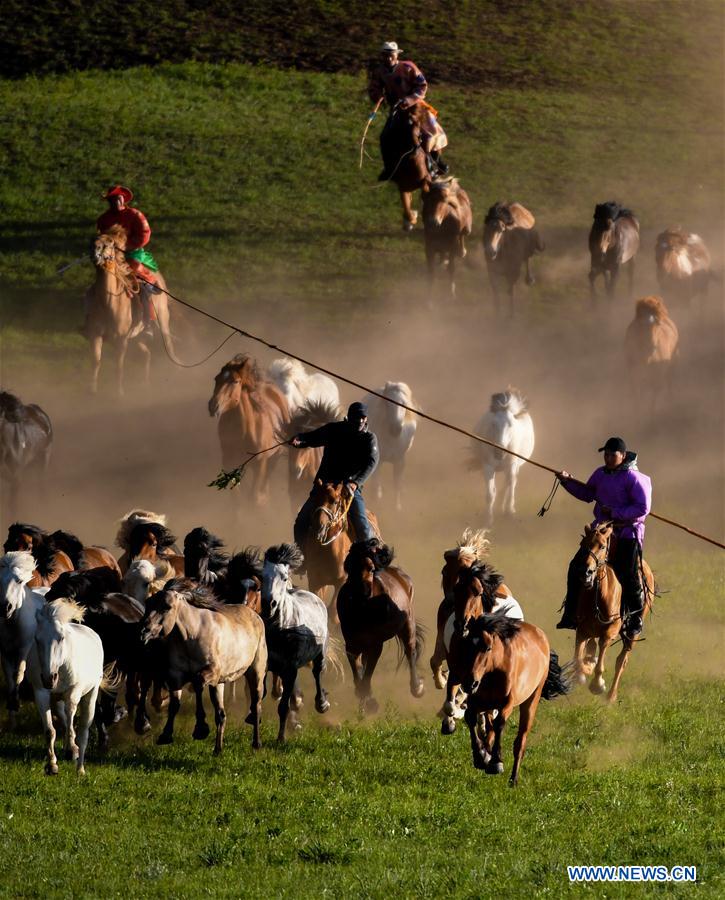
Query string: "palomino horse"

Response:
xmin=337 ymin=540 xmax=425 ymax=713
xmin=302 ymin=480 xmax=379 ymax=616
xmin=29 ymin=598 xmax=115 ymax=775
xmin=380 ymin=103 xmax=432 ymax=231
xmin=422 ymin=177 xmax=473 ymax=298
xmin=470 ymin=389 xmax=535 ymax=526
xmin=208 ymin=354 xmax=290 ymax=506
xmin=141 ymin=578 xmax=267 ymax=753
xmin=283 ymin=400 xmax=341 ymax=512
xmin=655 ymin=228 xmax=712 ymax=306
xmin=624 ymin=296 xmax=679 ymax=412
xmin=261 ymin=544 xmax=333 ymax=741
xmin=361 ymin=382 xmax=418 ymax=511
xmin=483 ymin=202 xmax=544 ymax=316
xmin=588 ymin=202 xmax=640 ymax=300
xmin=3 ymin=523 xmax=74 ymax=588
xmin=0 ymin=391 xmax=52 ymax=523
xmin=87 ymin=226 xmax=179 ymax=395
xmin=447 ymin=614 xmax=570 ymax=785
xmin=267 ymin=357 xmax=340 ymax=416
xmin=569 ymin=523 xmax=654 ymax=702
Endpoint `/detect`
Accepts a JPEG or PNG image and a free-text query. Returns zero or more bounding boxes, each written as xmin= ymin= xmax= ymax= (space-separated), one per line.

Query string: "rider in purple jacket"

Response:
xmin=556 ymin=437 xmax=652 ymax=639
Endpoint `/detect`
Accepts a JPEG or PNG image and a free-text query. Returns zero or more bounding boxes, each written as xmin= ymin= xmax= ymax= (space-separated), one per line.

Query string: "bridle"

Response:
xmin=579 ymin=533 xmax=620 ymax=624
xmin=313 ymin=491 xmax=353 ymax=546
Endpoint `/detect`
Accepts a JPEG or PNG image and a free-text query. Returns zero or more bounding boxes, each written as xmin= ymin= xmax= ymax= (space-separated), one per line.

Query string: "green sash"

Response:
xmin=125 ymin=247 xmax=159 ymax=272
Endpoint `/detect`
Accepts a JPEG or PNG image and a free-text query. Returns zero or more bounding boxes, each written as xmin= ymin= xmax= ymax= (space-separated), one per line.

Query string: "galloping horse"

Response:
xmin=655 ymin=228 xmax=712 ymax=306
xmin=361 ymin=382 xmax=418 ymax=511
xmin=283 ymin=401 xmax=341 ymax=512
xmin=208 ymin=355 xmax=289 ymax=506
xmin=267 ymin=358 xmax=339 ymax=416
xmin=86 ymin=226 xmax=179 ymax=395
xmin=337 ymin=540 xmax=425 ymax=713
xmin=588 ymin=202 xmax=640 ymax=300
xmin=483 ymin=202 xmax=544 ymax=316
xmin=3 ymin=523 xmax=74 ymax=588
xmin=49 ymin=529 xmax=122 ymax=576
xmin=447 ymin=614 xmax=570 ymax=785
xmin=0 ymin=391 xmax=52 ymax=522
xmin=624 ymin=296 xmax=679 ymax=412
xmin=422 ymin=177 xmax=473 ymax=297
xmin=569 ymin=522 xmax=654 ymax=702
xmin=380 ymin=103 xmax=432 ymax=231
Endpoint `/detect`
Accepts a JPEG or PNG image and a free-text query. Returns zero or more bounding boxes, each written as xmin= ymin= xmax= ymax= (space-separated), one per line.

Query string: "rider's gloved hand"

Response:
xmin=557 ymin=470 xmax=570 ymax=482
xmin=344 ymin=482 xmax=357 ymax=497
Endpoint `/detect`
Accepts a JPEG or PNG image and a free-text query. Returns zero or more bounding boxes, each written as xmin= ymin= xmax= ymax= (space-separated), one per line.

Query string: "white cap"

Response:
xmin=380 ymin=41 xmax=401 ymax=53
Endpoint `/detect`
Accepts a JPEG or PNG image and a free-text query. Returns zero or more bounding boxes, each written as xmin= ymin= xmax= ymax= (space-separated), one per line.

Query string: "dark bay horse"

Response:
xmin=380 ymin=103 xmax=432 ymax=230
xmin=337 ymin=540 xmax=425 ymax=713
xmin=588 ymin=202 xmax=639 ymax=300
xmin=183 ymin=527 xmax=229 ymax=587
xmin=483 ymin=201 xmax=544 ymax=316
xmin=448 ymin=614 xmax=570 ymax=785
xmin=423 ymin=177 xmax=473 ymax=298
xmin=0 ymin=391 xmax=52 ymax=522
xmin=569 ymin=523 xmax=654 ymax=703
xmin=3 ymin=523 xmax=73 ymax=588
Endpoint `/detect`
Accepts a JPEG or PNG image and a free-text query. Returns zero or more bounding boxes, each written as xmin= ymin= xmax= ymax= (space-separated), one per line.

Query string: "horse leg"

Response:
xmin=192 ymin=678 xmax=210 ymax=740
xmin=574 ymin=631 xmax=589 ymax=684
xmin=63 ymin=695 xmax=79 ymax=761
xmin=276 ymin=669 xmax=297 ymax=742
xmin=607 ymin=267 xmax=619 ymax=300
xmin=134 ymin=669 xmax=153 ymax=734
xmin=90 ymin=335 xmax=103 ymax=394
xmin=137 ymin=340 xmax=152 ymax=386
xmin=312 ymin=652 xmax=330 ymax=714
xmin=3 ymin=657 xmax=20 ymax=730
xmin=486 ymin=709 xmax=508 ymax=775
xmin=588 ymin=269 xmax=598 ymax=302
xmin=483 ymin=466 xmax=496 ymax=526
xmin=392 ymin=457 xmax=406 ymax=512
xmin=510 ymin=689 xmax=543 ymax=786
xmin=208 ymin=684 xmax=226 ymax=755
xmin=449 ymin=254 xmax=456 ymax=298
xmin=347 ymin=650 xmax=364 ymax=695
xmin=114 ymin=337 xmax=130 ymax=397
xmin=400 ymin=190 xmax=417 ymax=231
xmin=503 ymin=462 xmax=519 ymax=516
xmin=76 ymin=687 xmax=98 ymax=775
xmin=627 ymin=257 xmax=635 ymax=298
xmin=35 ymin=689 xmax=58 ymax=775
xmin=430 ymin=627 xmax=448 ymax=690
xmin=289 ymin=675 xmax=304 ymax=712
xmin=607 ymin=643 xmax=632 ymax=704
xmin=401 ymin=621 xmax=425 ymax=698
xmin=464 ymin=706 xmax=489 ymax=770
xmin=589 ymin=636 xmax=611 ymax=694
xmin=359 ymin=643 xmax=383 ymax=714
xmin=243 ymin=661 xmax=264 ymax=749
xmin=156 ymin=688 xmax=182 ymax=745
xmin=94 ymin=695 xmax=110 ymax=754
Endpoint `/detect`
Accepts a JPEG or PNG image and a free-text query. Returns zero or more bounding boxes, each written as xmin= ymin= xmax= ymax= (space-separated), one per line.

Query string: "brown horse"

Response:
xmin=380 ymin=103 xmax=432 ymax=230
xmin=283 ymin=400 xmax=340 ymax=512
xmin=569 ymin=523 xmax=654 ymax=702
xmin=588 ymin=202 xmax=639 ymax=300
xmin=624 ymin=296 xmax=679 ymax=412
xmin=303 ymin=480 xmax=379 ymax=617
xmin=49 ymin=530 xmax=122 ymax=577
xmin=337 ymin=540 xmax=425 ymax=713
xmin=448 ymin=614 xmax=570 ymax=784
xmin=3 ymin=523 xmax=73 ymax=588
xmin=655 ymin=228 xmax=712 ymax=306
xmin=208 ymin=354 xmax=289 ymax=506
xmin=483 ymin=201 xmax=544 ymax=316
xmin=422 ymin=177 xmax=472 ymax=298
xmin=86 ymin=226 xmax=179 ymax=395
xmin=120 ymin=520 xmax=184 ymax=576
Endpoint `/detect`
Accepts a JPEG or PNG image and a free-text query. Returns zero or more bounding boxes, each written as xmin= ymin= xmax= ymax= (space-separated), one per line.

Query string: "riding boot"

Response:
xmin=621 ymin=585 xmax=645 ymax=641
xmin=430 ymin=150 xmax=449 ymax=176
xmin=556 ymin=559 xmax=579 ymax=629
xmin=378 ymin=167 xmax=391 ymax=182
xmin=140 ymin=286 xmax=155 ymax=337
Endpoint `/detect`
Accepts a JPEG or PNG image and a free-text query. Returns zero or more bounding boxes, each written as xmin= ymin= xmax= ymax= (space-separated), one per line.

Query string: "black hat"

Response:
xmin=598 ymin=437 xmax=627 ymax=453
xmin=347 ymin=402 xmax=368 ymax=420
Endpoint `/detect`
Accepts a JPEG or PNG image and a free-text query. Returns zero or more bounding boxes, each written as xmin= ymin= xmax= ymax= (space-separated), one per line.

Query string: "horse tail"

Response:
xmin=542 ymin=650 xmax=572 ymax=700
xmin=100 ymin=662 xmax=124 ymax=695
xmin=323 ymin=636 xmax=346 ymax=682
xmin=395 ymin=622 xmax=427 ymax=669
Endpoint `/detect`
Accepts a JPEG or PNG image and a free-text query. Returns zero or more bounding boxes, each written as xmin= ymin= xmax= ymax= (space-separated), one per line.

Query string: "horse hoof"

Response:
xmin=472 ymin=752 xmax=488 ymax=771
xmin=290 ymin=693 xmax=304 ymax=712
xmin=402 ymin=220 xmax=415 ymax=233
xmin=441 ymin=717 xmax=456 ymax=735
xmin=134 ymin=718 xmax=151 ymax=736
xmin=411 ymin=680 xmax=425 ymax=699
xmin=589 ymin=679 xmax=606 ymax=695
xmin=576 ymin=672 xmax=587 ymax=686
xmin=213 ymin=746 xmax=223 ymax=757
xmin=433 ymin=673 xmax=447 ymax=690
xmin=485 ymin=760 xmax=504 ymax=776
xmin=192 ymin=723 xmax=210 ymax=740
xmin=244 ymin=711 xmax=256 ymax=725
xmin=45 ymin=763 xmax=59 ymax=776
xmin=315 ymin=698 xmax=330 ymax=715
xmin=362 ymin=697 xmax=379 ymax=715
xmin=77 ymin=766 xmax=86 ymax=776
xmin=113 ymin=706 xmax=128 ymax=724
xmin=156 ymin=733 xmax=173 ymax=745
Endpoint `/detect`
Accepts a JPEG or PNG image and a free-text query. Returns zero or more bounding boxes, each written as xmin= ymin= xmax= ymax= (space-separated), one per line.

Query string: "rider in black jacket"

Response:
xmin=291 ymin=402 xmax=379 ymax=555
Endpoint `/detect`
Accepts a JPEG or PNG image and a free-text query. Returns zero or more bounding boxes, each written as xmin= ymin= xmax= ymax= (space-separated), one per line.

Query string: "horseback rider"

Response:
xmin=368 ymin=41 xmax=449 ymax=180
xmin=291 ymin=402 xmax=379 ymax=567
xmin=95 ymin=184 xmax=161 ymax=333
xmin=556 ymin=437 xmax=652 ymax=640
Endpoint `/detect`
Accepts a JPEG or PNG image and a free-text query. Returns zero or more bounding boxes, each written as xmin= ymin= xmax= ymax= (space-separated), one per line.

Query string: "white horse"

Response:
xmin=122 ymin=558 xmax=176 ymax=604
xmin=268 ymin=357 xmax=339 ymax=416
xmin=0 ymin=551 xmax=47 ymax=727
xmin=27 ymin=599 xmax=105 ymax=775
xmin=362 ymin=381 xmax=418 ymax=511
xmin=262 ymin=544 xmax=332 ymax=741
xmin=471 ymin=389 xmax=535 ymax=525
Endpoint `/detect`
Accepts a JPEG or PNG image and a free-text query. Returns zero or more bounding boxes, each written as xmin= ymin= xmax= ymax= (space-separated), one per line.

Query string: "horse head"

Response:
xmin=225 ymin=548 xmax=262 ymax=609
xmin=209 ymin=354 xmax=261 ymax=416
xmin=92 ymin=226 xmax=127 ymax=267
xmin=183 ymin=527 xmax=228 ymax=584
xmin=459 ymin=614 xmax=521 ymax=694
xmin=140 ymin=580 xmax=188 ymax=642
xmin=34 ymin=599 xmax=84 ymax=690
xmin=452 ymin=563 xmax=504 ymax=637
xmin=310 ymin=480 xmax=348 ymax=544
xmin=483 ymin=203 xmax=515 ymax=260
xmin=344 ymin=539 xmax=393 ymax=595
xmin=262 ymin=544 xmax=304 ymax=619
xmin=576 ymin=523 xmax=614 ymax=588
xmin=128 ymin=522 xmax=177 ymax=562
xmin=0 ymin=551 xmax=36 ymax=617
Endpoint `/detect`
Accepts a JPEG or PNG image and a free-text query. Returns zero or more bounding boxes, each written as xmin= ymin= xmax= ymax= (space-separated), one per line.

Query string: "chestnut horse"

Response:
xmin=447 ymin=614 xmax=570 ymax=785
xmin=208 ymin=354 xmax=289 ymax=506
xmin=121 ymin=521 xmax=184 ymax=577
xmin=483 ymin=202 xmax=544 ymax=316
xmin=569 ymin=523 xmax=654 ymax=702
xmin=422 ymin=177 xmax=472 ymax=298
xmin=337 ymin=540 xmax=425 ymax=713
xmin=624 ymin=296 xmax=679 ymax=412
xmin=588 ymin=202 xmax=639 ymax=300
xmin=655 ymin=228 xmax=712 ymax=306
xmin=3 ymin=523 xmax=73 ymax=588
xmin=49 ymin=529 xmax=122 ymax=577
xmin=379 ymin=102 xmax=432 ymax=231
xmin=87 ymin=226 xmax=179 ymax=395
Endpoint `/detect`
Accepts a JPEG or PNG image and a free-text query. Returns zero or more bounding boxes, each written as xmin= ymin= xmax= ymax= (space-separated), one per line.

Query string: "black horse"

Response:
xmin=483 ymin=202 xmax=545 ymax=316
xmin=0 ymin=391 xmax=52 ymax=521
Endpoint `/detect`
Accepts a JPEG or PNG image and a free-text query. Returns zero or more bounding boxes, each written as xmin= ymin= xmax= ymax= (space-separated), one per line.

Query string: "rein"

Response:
xmin=314 ymin=491 xmax=354 ymax=546
xmin=582 ymin=539 xmax=620 ymax=625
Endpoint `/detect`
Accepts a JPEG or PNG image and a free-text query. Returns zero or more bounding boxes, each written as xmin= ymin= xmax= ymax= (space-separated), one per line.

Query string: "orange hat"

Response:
xmin=102 ymin=184 xmax=133 ymax=203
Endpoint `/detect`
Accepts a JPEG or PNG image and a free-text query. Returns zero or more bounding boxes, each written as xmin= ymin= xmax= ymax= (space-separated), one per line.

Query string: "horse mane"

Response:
xmin=0 ymin=550 xmax=36 ymax=584
xmin=227 ymin=354 xmax=261 ymax=391
xmin=635 ymin=295 xmax=671 ymax=322
xmin=455 ymin=527 xmax=490 ymax=561
xmin=163 ymin=577 xmax=224 ymax=610
xmin=344 ymin=539 xmax=395 ymax=574
xmin=45 ymin=597 xmax=86 ymax=624
xmin=463 ymin=563 xmax=506 ymax=613
xmin=470 ymin=612 xmax=521 ymax=642
xmin=489 ymin=388 xmax=528 ymax=417
xmin=268 ymin=357 xmax=305 ymax=383
xmin=4 ymin=523 xmax=58 ymax=578
xmin=0 ymin=391 xmax=25 ymax=422
xmin=283 ymin=399 xmax=341 ymax=439
xmin=115 ymin=509 xmax=168 ymax=551
xmin=593 ymin=201 xmax=635 ymax=225
xmin=183 ymin=527 xmax=229 ymax=581
xmin=49 ymin=530 xmax=84 ymax=569
xmin=226 ymin=547 xmax=263 ymax=584
xmin=128 ymin=521 xmax=177 ymax=557
xmin=485 ymin=202 xmax=515 ymax=227
xmin=264 ymin=543 xmax=304 ymax=571
xmin=46 ymin=566 xmax=122 ymax=603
